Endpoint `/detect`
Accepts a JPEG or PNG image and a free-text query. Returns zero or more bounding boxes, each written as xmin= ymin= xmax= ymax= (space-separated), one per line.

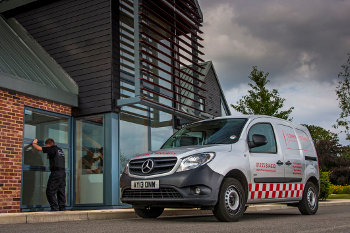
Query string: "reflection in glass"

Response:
xmin=120 ymin=106 xmax=148 ymax=173
xmin=151 ymin=110 xmax=173 ymax=150
xmin=23 ymin=144 xmax=69 ymax=168
xmin=22 ymin=171 xmax=68 ymax=206
xmin=24 ymin=110 xmax=68 ymax=144
xmin=23 ymin=143 xmax=46 ymax=167
xmin=75 ymin=116 xmax=104 ymax=204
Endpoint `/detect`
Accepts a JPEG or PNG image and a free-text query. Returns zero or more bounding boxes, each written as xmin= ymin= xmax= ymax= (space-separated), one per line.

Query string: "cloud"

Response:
xmin=199 ymin=0 xmax=350 ymax=87
xmin=198 ymin=0 xmax=350 ymax=144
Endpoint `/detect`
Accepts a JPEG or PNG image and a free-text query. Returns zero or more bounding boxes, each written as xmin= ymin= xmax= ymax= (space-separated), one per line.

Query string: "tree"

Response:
xmin=335 ymin=53 xmax=350 ymax=140
xmin=315 ymin=139 xmax=350 ymax=185
xmin=231 ymin=66 xmax=294 ymax=120
xmin=303 ymin=124 xmax=339 ymax=144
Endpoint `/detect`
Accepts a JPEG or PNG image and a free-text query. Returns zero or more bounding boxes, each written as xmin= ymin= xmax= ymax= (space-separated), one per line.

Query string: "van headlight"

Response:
xmin=177 ymin=153 xmax=215 ymax=172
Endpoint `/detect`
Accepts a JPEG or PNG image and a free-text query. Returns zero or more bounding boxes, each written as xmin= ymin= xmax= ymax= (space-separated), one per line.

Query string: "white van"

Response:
xmin=120 ymin=115 xmax=320 ymax=222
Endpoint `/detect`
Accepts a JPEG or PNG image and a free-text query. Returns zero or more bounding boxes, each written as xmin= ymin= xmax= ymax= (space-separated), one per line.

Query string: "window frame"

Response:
xmin=21 ymin=106 xmax=72 ymax=211
xmin=247 ymin=122 xmax=278 ymax=154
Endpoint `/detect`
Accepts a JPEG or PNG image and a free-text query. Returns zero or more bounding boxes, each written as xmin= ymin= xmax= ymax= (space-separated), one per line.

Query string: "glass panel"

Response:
xmin=22 ymin=109 xmax=70 ymax=208
xmin=24 ymin=110 xmax=69 ymax=144
xmin=23 ymin=143 xmax=48 ymax=167
xmin=75 ymin=116 xmax=104 ymax=204
xmin=120 ymin=106 xmax=149 ymax=173
xmin=151 ymin=110 xmax=173 ymax=150
xmin=22 ymin=171 xmax=68 ymax=206
xmin=248 ymin=123 xmax=277 ymax=153
xmin=23 ymin=144 xmax=69 ymax=168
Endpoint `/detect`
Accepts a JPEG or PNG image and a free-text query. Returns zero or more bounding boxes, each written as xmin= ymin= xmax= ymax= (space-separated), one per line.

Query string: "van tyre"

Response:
xmin=298 ymin=182 xmax=319 ymax=215
xmin=134 ymin=206 xmax=164 ymax=218
xmin=213 ymin=178 xmax=246 ymax=222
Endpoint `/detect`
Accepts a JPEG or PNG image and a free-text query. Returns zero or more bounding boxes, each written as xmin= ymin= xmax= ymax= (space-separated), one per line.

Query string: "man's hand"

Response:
xmin=32 ymin=138 xmax=43 ymax=151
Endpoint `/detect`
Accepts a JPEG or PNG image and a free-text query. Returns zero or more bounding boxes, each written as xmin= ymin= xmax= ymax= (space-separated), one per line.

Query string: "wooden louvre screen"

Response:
xmin=138 ymin=0 xmax=206 ymax=117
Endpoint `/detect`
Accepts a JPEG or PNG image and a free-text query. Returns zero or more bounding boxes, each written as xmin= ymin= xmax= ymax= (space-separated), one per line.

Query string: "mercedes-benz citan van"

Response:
xmin=120 ymin=115 xmax=320 ymax=222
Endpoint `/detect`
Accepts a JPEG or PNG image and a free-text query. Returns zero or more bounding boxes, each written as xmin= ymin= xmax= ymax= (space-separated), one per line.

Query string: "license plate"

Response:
xmin=131 ymin=180 xmax=159 ymax=189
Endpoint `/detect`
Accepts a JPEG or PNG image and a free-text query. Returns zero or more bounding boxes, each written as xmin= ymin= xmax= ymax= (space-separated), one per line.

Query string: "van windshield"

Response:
xmin=161 ymin=118 xmax=247 ymax=149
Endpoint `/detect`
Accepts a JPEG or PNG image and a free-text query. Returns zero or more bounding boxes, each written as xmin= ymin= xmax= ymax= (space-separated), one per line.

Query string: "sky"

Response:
xmin=197 ymin=0 xmax=350 ymax=145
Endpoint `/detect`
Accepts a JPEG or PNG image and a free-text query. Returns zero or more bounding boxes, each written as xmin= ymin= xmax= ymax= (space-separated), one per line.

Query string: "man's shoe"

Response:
xmin=59 ymin=208 xmax=66 ymax=211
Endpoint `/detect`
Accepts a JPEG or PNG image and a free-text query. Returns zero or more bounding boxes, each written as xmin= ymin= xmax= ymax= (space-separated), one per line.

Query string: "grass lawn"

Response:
xmin=328 ymin=194 xmax=350 ymax=199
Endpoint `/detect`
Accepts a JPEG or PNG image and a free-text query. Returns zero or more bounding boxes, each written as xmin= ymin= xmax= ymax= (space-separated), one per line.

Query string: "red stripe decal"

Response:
xmin=265 ymin=191 xmax=269 ymax=199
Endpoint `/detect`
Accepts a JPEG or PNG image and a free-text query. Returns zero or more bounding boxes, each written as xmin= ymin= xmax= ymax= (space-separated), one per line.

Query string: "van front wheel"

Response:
xmin=213 ymin=178 xmax=246 ymax=222
xmin=134 ymin=206 xmax=164 ymax=218
xmin=298 ymin=182 xmax=319 ymax=215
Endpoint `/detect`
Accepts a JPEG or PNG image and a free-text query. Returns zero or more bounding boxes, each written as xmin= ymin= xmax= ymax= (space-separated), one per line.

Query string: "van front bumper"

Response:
xmin=120 ymin=165 xmax=223 ymax=208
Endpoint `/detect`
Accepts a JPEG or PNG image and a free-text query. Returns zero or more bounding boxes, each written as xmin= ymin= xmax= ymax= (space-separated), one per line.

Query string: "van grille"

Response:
xmin=129 ymin=157 xmax=177 ymax=176
xmin=122 ymin=187 xmax=183 ymax=199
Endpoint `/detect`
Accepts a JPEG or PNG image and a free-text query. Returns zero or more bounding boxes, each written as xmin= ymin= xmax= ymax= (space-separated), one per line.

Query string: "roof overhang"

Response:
xmin=0 ymin=16 xmax=78 ymax=107
xmin=0 ymin=72 xmax=78 ymax=106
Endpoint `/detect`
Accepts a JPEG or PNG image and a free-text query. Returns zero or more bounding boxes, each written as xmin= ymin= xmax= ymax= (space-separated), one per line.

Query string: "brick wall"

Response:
xmin=0 ymin=88 xmax=71 ymax=213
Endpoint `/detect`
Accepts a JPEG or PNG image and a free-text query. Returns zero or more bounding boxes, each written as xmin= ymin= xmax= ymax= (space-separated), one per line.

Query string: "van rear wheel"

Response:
xmin=134 ymin=206 xmax=164 ymax=218
xmin=213 ymin=178 xmax=246 ymax=222
xmin=298 ymin=182 xmax=319 ymax=215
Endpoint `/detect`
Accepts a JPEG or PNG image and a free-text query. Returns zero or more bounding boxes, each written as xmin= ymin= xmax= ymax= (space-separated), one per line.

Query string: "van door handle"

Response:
xmin=276 ymin=160 xmax=284 ymax=166
xmin=285 ymin=161 xmax=292 ymax=166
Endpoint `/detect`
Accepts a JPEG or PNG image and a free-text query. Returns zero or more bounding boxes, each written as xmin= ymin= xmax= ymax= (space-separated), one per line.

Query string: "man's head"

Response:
xmin=45 ymin=138 xmax=55 ymax=146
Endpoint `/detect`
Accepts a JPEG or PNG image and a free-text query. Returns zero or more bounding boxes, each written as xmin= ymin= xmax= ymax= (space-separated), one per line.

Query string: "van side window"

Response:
xmin=248 ymin=123 xmax=277 ymax=153
xmin=295 ymin=129 xmax=314 ymax=155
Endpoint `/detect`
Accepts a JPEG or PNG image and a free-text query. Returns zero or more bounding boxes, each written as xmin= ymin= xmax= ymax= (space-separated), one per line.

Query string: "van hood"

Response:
xmin=131 ymin=144 xmax=232 ymax=160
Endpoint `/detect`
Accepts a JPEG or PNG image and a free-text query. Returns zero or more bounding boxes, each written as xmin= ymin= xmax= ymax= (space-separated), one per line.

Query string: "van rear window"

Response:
xmin=161 ymin=118 xmax=247 ymax=149
xmin=295 ymin=129 xmax=314 ymax=154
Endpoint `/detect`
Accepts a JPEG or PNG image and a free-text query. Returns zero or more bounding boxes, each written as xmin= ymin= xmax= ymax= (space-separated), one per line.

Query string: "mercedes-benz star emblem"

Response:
xmin=141 ymin=159 xmax=154 ymax=174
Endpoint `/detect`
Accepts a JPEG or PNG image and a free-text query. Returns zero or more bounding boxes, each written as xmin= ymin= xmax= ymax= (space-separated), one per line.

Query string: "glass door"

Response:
xmin=22 ymin=108 xmax=71 ymax=210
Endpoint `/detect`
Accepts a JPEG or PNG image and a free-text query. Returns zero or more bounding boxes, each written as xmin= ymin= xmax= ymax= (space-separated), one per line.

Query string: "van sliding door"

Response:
xmin=276 ymin=124 xmax=304 ymax=183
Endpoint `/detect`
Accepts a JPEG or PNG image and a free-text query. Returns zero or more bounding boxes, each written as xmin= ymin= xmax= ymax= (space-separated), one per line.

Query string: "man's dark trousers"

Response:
xmin=46 ymin=170 xmax=66 ymax=211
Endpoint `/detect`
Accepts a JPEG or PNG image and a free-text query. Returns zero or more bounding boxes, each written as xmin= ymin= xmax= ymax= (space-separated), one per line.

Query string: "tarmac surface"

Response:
xmin=1 ymin=204 xmax=350 ymax=233
xmin=0 ymin=199 xmax=349 ymax=225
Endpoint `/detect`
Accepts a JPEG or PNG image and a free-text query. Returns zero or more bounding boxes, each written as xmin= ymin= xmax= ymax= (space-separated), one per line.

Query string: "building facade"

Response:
xmin=0 ymin=0 xmax=230 ymax=212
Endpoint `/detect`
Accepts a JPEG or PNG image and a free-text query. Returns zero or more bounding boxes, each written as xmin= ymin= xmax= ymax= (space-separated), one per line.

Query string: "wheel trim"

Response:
xmin=224 ymin=185 xmax=240 ymax=214
xmin=307 ymin=187 xmax=317 ymax=210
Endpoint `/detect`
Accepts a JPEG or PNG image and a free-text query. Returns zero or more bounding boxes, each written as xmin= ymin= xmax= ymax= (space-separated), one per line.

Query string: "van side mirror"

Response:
xmin=248 ymin=134 xmax=268 ymax=148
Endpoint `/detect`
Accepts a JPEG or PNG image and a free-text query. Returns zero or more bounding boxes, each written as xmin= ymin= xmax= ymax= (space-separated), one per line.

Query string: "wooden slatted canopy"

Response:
xmin=118 ymin=0 xmax=208 ymax=120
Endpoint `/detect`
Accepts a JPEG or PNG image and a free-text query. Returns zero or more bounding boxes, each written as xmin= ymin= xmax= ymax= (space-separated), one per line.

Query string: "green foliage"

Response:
xmin=303 ymin=124 xmax=339 ymax=144
xmin=335 ymin=53 xmax=350 ymax=140
xmin=342 ymin=146 xmax=350 ymax=160
xmin=320 ymin=171 xmax=331 ymax=200
xmin=331 ymin=185 xmax=350 ymax=194
xmin=231 ymin=66 xmax=294 ymax=120
xmin=315 ymin=139 xmax=350 ymax=185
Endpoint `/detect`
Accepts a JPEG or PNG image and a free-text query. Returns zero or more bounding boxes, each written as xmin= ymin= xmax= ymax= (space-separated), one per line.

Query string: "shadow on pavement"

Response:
xmin=155 ymin=210 xmax=301 ymax=223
